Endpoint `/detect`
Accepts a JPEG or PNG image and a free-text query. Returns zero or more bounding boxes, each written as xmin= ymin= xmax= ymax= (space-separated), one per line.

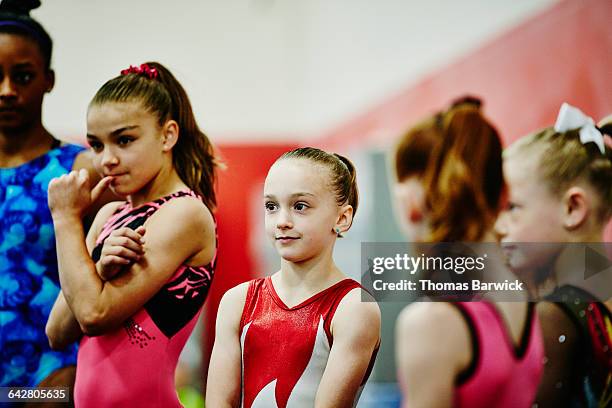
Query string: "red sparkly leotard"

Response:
xmin=74 ymin=190 xmax=216 ymax=407
xmin=239 ymin=276 xmax=378 ymax=408
xmin=452 ymin=301 xmax=544 ymax=408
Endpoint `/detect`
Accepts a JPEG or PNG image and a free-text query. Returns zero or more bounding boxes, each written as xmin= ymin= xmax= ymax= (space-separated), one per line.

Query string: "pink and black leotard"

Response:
xmin=74 ymin=190 xmax=216 ymax=407
xmin=452 ymin=301 xmax=544 ymax=408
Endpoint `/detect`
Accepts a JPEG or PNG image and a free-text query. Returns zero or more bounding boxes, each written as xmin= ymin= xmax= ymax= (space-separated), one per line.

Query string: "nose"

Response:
xmin=494 ymin=212 xmax=508 ymax=239
xmin=0 ymin=77 xmax=17 ymax=100
xmin=276 ymin=208 xmax=293 ymax=230
xmin=101 ymin=147 xmax=119 ymax=169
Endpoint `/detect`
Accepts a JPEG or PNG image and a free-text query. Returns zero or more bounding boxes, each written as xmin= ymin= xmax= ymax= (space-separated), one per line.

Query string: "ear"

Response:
xmin=403 ymin=186 xmax=425 ymax=223
xmin=161 ymin=120 xmax=179 ymax=152
xmin=407 ymin=199 xmax=424 ymax=223
xmin=562 ymin=186 xmax=589 ymax=230
xmin=393 ymin=178 xmax=426 ymax=224
xmin=44 ymin=69 xmax=55 ymax=93
xmin=333 ymin=204 xmax=354 ymax=236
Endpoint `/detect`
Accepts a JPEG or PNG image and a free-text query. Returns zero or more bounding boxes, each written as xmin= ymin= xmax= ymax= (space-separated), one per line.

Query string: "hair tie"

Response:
xmin=554 ymin=103 xmax=605 ymax=154
xmin=450 ymin=95 xmax=482 ymax=109
xmin=120 ymin=63 xmax=158 ymax=80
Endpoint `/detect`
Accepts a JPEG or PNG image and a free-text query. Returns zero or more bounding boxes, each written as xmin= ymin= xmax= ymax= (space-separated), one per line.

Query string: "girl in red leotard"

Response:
xmin=207 ymin=147 xmax=380 ymax=408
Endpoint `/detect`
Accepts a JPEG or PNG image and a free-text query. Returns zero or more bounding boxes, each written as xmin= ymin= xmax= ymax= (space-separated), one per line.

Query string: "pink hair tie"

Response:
xmin=120 ymin=63 xmax=158 ymax=80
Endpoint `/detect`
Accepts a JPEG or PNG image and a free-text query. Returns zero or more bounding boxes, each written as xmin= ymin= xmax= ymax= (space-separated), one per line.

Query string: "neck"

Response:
xmin=128 ymin=163 xmax=187 ymax=207
xmin=278 ymin=244 xmax=344 ymax=291
xmin=570 ymin=228 xmax=605 ymax=243
xmin=0 ymin=122 xmax=55 ymax=168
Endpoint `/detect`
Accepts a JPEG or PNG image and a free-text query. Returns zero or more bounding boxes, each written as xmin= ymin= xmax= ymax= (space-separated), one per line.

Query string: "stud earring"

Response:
xmin=335 ymin=227 xmax=343 ymax=238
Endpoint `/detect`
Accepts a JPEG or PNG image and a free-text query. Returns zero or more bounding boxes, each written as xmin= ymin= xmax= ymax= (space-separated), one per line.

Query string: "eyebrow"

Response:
xmin=13 ymin=62 xmax=35 ymax=69
xmin=87 ymin=125 xmax=140 ymax=139
xmin=264 ymin=192 xmax=316 ymax=199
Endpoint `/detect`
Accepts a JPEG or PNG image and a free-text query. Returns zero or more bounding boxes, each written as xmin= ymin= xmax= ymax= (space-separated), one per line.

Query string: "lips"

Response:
xmin=276 ymin=236 xmax=299 ymax=244
xmin=500 ymin=243 xmax=517 ymax=251
xmin=105 ymin=173 xmax=128 ymax=186
xmin=0 ymin=107 xmax=21 ymax=115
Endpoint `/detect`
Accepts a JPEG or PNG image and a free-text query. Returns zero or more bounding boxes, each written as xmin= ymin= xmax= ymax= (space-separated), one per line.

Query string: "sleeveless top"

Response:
xmin=545 ymin=285 xmax=612 ymax=408
xmin=0 ymin=144 xmax=83 ymax=387
xmin=453 ymin=301 xmax=544 ymax=408
xmin=74 ymin=190 xmax=216 ymax=407
xmin=239 ymin=276 xmax=378 ymax=408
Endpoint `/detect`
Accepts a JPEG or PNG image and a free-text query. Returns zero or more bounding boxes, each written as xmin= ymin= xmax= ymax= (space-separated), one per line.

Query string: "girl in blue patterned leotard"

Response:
xmin=0 ymin=1 xmax=104 ymax=392
xmin=0 ymin=144 xmax=83 ymax=387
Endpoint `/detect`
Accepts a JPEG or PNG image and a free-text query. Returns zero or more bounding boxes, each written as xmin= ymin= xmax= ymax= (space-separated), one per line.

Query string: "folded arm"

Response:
xmin=50 ymin=190 xmax=211 ymax=336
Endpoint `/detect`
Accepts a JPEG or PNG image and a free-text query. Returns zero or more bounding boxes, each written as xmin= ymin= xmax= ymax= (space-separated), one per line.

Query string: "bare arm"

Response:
xmin=46 ymin=292 xmax=82 ymax=350
xmin=48 ymin=171 xmax=214 ymax=335
xmin=395 ymin=302 xmax=472 ymax=408
xmin=206 ymin=283 xmax=249 ymax=408
xmin=314 ymin=289 xmax=381 ymax=408
xmin=45 ymin=201 xmax=122 ymax=349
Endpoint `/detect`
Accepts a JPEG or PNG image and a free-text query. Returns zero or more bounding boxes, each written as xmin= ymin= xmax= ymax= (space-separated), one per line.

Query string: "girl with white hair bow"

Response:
xmin=495 ymin=103 xmax=611 ymax=408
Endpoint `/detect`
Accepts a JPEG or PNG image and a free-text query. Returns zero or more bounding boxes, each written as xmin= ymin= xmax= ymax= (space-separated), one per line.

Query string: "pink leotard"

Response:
xmin=74 ymin=190 xmax=216 ymax=407
xmin=239 ymin=277 xmax=378 ymax=408
xmin=453 ymin=301 xmax=544 ymax=408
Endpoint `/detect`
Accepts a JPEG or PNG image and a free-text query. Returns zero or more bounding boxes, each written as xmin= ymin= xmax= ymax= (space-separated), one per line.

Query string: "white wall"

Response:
xmin=33 ymin=0 xmax=557 ymax=143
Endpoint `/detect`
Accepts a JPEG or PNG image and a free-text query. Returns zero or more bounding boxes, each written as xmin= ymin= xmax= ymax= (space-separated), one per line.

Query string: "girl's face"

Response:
xmin=0 ymin=33 xmax=53 ymax=132
xmin=86 ymin=101 xmax=170 ymax=197
xmin=263 ymin=158 xmax=346 ymax=263
xmin=495 ymin=153 xmax=566 ymax=272
xmin=393 ymin=176 xmax=428 ymax=242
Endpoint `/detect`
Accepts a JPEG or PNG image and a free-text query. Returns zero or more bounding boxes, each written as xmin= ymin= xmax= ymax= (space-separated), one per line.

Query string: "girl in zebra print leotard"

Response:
xmin=46 ymin=62 xmax=220 ymax=407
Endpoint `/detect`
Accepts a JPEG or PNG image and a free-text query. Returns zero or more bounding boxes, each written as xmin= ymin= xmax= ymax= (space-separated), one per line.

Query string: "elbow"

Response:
xmin=46 ymin=320 xmax=69 ymax=351
xmin=75 ymin=304 xmax=113 ymax=336
xmin=77 ymin=310 xmax=108 ymax=336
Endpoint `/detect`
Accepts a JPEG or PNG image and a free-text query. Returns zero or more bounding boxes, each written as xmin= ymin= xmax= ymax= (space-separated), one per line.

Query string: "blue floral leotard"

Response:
xmin=0 ymin=144 xmax=84 ymax=387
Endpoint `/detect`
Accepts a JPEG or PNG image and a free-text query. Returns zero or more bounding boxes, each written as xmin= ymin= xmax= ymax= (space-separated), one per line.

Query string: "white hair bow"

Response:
xmin=554 ymin=103 xmax=605 ymax=154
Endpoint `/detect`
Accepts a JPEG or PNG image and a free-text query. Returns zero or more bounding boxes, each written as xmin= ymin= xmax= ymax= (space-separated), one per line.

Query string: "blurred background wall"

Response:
xmin=33 ymin=0 xmax=611 ymax=405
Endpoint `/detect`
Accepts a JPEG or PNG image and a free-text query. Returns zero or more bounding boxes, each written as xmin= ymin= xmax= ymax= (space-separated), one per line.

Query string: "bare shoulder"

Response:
xmin=222 ymin=281 xmax=250 ymax=305
xmin=332 ymin=287 xmax=381 ymax=343
xmin=397 ymin=302 xmax=471 ymax=364
xmin=335 ymin=287 xmax=381 ymax=322
xmin=96 ymin=200 xmax=125 ymax=220
xmin=398 ymin=302 xmax=463 ymax=328
xmin=217 ymin=282 xmax=251 ymax=326
xmin=146 ymin=194 xmax=214 ymax=234
xmin=91 ymin=200 xmax=125 ymax=225
xmin=142 ymin=194 xmax=216 ymax=265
